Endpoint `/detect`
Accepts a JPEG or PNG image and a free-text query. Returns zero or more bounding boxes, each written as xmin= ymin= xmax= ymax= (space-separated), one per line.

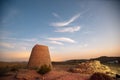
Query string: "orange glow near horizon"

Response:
xmin=0 ymin=46 xmax=119 ymax=62
xmin=0 ymin=0 xmax=120 ymax=62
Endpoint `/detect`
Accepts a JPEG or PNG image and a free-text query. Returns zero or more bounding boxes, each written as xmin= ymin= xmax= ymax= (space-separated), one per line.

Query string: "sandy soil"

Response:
xmin=44 ymin=70 xmax=90 ymax=80
xmin=0 ymin=69 xmax=90 ymax=80
xmin=0 ymin=63 xmax=90 ymax=80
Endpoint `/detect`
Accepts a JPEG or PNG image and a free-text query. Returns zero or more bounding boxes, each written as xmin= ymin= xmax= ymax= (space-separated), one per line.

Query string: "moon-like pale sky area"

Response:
xmin=0 ymin=0 xmax=120 ymax=61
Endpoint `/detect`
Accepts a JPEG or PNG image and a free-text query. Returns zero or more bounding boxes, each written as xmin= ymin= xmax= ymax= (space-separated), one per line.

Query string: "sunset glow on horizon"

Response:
xmin=0 ymin=0 xmax=120 ymax=62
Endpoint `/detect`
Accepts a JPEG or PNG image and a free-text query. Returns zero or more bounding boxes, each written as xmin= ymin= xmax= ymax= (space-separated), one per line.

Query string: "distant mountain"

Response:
xmin=0 ymin=56 xmax=120 ymax=65
xmin=64 ymin=56 xmax=120 ymax=64
xmin=90 ymin=56 xmax=120 ymax=63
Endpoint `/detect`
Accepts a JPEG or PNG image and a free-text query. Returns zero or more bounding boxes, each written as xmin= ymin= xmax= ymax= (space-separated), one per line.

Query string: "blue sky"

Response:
xmin=0 ymin=0 xmax=120 ymax=61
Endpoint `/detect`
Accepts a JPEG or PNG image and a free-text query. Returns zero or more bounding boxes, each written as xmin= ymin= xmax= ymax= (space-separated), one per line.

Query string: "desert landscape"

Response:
xmin=0 ymin=54 xmax=120 ymax=80
xmin=1 ymin=0 xmax=120 ymax=80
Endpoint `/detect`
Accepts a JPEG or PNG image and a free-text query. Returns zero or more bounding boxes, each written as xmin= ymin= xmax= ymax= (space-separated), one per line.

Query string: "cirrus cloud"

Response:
xmin=47 ymin=37 xmax=76 ymax=43
xmin=0 ymin=42 xmax=14 ymax=48
xmin=49 ymin=41 xmax=64 ymax=45
xmin=52 ymin=12 xmax=61 ymax=19
xmin=55 ymin=26 xmax=80 ymax=33
xmin=51 ymin=14 xmax=80 ymax=27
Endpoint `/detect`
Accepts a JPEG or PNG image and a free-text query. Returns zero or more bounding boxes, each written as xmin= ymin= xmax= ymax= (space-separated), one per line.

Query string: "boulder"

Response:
xmin=27 ymin=44 xmax=52 ymax=69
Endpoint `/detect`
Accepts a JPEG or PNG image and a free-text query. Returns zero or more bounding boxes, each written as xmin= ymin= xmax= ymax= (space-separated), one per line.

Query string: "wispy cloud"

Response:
xmin=0 ymin=31 xmax=13 ymax=36
xmin=52 ymin=12 xmax=60 ymax=19
xmin=83 ymin=31 xmax=93 ymax=34
xmin=2 ymin=9 xmax=18 ymax=24
xmin=47 ymin=37 xmax=76 ymax=43
xmin=79 ymin=43 xmax=88 ymax=48
xmin=21 ymin=38 xmax=37 ymax=42
xmin=49 ymin=41 xmax=64 ymax=45
xmin=0 ymin=42 xmax=14 ymax=48
xmin=51 ymin=14 xmax=80 ymax=27
xmin=0 ymin=37 xmax=38 ymax=50
xmin=0 ymin=37 xmax=37 ymax=42
xmin=55 ymin=26 xmax=81 ymax=33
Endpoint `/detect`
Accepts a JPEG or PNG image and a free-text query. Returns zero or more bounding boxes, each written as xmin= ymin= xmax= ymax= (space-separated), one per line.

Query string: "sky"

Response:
xmin=0 ymin=0 xmax=120 ymax=61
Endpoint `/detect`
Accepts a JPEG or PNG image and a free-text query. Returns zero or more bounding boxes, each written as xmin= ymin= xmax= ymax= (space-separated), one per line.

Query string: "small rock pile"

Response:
xmin=70 ymin=60 xmax=115 ymax=75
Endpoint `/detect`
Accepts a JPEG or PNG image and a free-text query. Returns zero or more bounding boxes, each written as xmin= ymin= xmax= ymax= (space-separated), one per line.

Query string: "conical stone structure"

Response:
xmin=28 ymin=44 xmax=52 ymax=69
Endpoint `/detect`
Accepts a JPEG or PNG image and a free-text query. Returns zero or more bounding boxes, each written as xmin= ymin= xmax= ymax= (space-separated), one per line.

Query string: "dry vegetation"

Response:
xmin=0 ymin=61 xmax=119 ymax=80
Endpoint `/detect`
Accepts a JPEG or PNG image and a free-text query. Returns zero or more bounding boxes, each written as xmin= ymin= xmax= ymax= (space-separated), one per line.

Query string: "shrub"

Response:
xmin=31 ymin=67 xmax=39 ymax=70
xmin=37 ymin=64 xmax=51 ymax=75
xmin=10 ymin=66 xmax=19 ymax=72
xmin=89 ymin=72 xmax=114 ymax=80
xmin=0 ymin=66 xmax=10 ymax=76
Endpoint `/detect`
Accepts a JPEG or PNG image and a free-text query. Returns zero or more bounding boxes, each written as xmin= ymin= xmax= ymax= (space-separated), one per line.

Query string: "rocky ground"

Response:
xmin=0 ymin=69 xmax=90 ymax=80
xmin=70 ymin=60 xmax=115 ymax=76
xmin=0 ymin=60 xmax=118 ymax=80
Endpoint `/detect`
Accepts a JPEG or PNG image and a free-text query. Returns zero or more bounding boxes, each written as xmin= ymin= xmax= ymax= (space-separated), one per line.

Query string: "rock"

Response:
xmin=70 ymin=60 xmax=115 ymax=75
xmin=27 ymin=44 xmax=52 ymax=69
xmin=89 ymin=72 xmax=114 ymax=80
